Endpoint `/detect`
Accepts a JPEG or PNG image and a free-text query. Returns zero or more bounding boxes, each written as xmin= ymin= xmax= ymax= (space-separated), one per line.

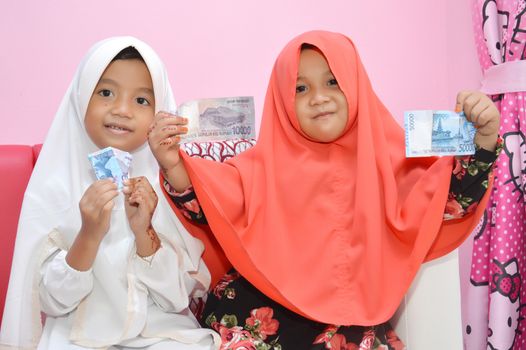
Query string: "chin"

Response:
xmin=318 ymin=129 xmax=346 ymax=142
xmin=309 ymin=135 xmax=337 ymax=143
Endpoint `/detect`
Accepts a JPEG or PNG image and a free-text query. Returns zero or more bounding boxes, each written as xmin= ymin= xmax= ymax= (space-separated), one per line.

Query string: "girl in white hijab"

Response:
xmin=0 ymin=37 xmax=219 ymax=349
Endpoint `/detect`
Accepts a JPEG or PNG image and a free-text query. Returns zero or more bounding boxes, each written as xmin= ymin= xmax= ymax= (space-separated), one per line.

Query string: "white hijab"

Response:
xmin=0 ymin=37 xmax=212 ymax=349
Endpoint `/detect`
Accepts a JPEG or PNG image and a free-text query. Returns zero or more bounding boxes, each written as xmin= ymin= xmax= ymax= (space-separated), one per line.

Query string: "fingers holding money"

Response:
xmin=455 ymin=90 xmax=500 ymax=151
xmin=455 ymin=91 xmax=499 ymax=129
xmin=123 ymin=177 xmax=158 ymax=238
xmin=456 ymin=91 xmax=482 ymax=122
xmin=124 ymin=177 xmax=157 ymax=211
xmin=467 ymin=102 xmax=489 ymax=126
xmin=456 ymin=91 xmax=499 ymax=128
xmin=148 ymin=112 xmax=188 ymax=146
xmin=79 ymin=179 xmax=119 ymax=240
xmin=148 ymin=112 xmax=188 ymax=176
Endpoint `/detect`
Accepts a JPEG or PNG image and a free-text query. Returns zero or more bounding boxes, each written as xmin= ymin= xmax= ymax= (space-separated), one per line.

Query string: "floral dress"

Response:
xmin=166 ymin=142 xmax=501 ymax=350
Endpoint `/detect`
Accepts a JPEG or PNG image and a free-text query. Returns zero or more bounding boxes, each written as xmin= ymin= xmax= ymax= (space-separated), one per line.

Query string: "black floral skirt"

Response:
xmin=197 ymin=270 xmax=405 ymax=350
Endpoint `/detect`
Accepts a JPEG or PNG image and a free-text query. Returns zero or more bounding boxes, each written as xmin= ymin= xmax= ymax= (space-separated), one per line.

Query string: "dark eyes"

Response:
xmin=296 ymin=85 xmax=307 ymax=93
xmin=136 ymin=97 xmax=150 ymax=106
xmin=98 ymin=89 xmax=113 ymax=97
xmin=97 ymin=89 xmax=150 ymax=106
xmin=295 ymin=78 xmax=339 ymax=94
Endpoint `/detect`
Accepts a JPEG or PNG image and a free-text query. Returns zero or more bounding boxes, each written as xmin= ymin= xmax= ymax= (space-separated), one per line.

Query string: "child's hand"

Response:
xmin=456 ymin=91 xmax=500 ymax=151
xmin=123 ymin=177 xmax=161 ymax=257
xmin=79 ymin=179 xmax=118 ymax=242
xmin=148 ymin=112 xmax=188 ymax=175
xmin=123 ymin=177 xmax=158 ymax=237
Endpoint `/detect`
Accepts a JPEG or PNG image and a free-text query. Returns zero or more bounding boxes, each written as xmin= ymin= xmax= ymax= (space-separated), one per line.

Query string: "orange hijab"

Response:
xmin=177 ymin=30 xmax=490 ymax=326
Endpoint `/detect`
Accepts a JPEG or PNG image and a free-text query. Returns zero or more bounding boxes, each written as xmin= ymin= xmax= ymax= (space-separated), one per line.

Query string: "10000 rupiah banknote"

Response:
xmin=404 ymin=110 xmax=477 ymax=157
xmin=176 ymin=96 xmax=255 ymax=143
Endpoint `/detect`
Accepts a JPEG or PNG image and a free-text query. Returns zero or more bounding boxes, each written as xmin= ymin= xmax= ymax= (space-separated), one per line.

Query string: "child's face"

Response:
xmin=295 ymin=49 xmax=348 ymax=143
xmin=85 ymin=59 xmax=155 ymax=152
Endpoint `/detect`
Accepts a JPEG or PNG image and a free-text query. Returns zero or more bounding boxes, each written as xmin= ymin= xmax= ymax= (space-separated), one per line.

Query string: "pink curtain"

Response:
xmin=461 ymin=1 xmax=526 ymax=349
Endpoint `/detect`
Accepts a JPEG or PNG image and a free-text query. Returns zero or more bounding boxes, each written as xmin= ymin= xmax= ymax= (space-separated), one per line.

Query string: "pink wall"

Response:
xmin=0 ymin=0 xmax=481 ymax=145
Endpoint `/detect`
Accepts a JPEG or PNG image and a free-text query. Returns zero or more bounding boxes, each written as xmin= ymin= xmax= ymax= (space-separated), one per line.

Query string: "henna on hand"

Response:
xmin=146 ymin=225 xmax=161 ymax=252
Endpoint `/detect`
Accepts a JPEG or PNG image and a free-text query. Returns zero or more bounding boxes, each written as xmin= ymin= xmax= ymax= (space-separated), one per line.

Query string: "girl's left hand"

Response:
xmin=456 ymin=90 xmax=500 ymax=151
xmin=123 ymin=177 xmax=158 ymax=237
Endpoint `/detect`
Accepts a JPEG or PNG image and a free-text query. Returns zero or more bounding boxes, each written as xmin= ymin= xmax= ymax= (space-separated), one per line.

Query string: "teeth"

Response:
xmin=108 ymin=125 xmax=126 ymax=131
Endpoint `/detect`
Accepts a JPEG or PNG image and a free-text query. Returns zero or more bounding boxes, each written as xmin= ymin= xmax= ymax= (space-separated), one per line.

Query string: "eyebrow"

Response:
xmin=296 ymin=70 xmax=334 ymax=80
xmin=137 ymin=87 xmax=154 ymax=95
xmin=99 ymin=78 xmax=118 ymax=86
xmin=98 ymin=78 xmax=154 ymax=95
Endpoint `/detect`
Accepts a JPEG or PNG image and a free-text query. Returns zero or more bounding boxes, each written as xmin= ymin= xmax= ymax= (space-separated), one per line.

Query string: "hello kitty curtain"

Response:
xmin=460 ymin=1 xmax=526 ymax=349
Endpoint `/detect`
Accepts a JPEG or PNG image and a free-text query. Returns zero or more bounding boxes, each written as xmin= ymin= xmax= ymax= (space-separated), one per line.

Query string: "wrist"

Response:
xmin=474 ymin=132 xmax=498 ymax=152
xmin=163 ymin=162 xmax=191 ymax=192
xmin=159 ymin=161 xmax=177 ymax=178
xmin=66 ymin=229 xmax=102 ymax=271
xmin=131 ymin=223 xmax=150 ymax=238
xmin=78 ymin=227 xmax=104 ymax=247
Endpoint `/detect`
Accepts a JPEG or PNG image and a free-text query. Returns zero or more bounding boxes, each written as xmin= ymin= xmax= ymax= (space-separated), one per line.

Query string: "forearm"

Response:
xmin=444 ymin=137 xmax=501 ymax=220
xmin=65 ymin=230 xmax=101 ymax=271
xmin=135 ymin=226 xmax=161 ymax=257
xmin=162 ymin=160 xmax=191 ymax=193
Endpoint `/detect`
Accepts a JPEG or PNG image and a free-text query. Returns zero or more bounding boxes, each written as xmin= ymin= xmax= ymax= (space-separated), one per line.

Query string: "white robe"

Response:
xmin=37 ymin=232 xmax=215 ymax=349
xmin=0 ymin=37 xmax=219 ymax=350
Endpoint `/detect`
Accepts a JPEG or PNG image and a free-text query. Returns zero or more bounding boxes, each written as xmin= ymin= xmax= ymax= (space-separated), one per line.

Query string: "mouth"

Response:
xmin=313 ymin=111 xmax=334 ymax=119
xmin=104 ymin=122 xmax=132 ymax=134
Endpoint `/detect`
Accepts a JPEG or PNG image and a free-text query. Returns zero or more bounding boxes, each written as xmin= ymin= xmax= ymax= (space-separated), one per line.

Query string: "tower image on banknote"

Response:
xmin=432 ymin=113 xmax=462 ymax=147
xmin=200 ymin=106 xmax=246 ymax=127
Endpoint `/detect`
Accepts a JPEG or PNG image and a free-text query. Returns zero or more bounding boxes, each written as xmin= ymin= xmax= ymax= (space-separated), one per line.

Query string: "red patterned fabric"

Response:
xmin=182 ymin=139 xmax=256 ymax=162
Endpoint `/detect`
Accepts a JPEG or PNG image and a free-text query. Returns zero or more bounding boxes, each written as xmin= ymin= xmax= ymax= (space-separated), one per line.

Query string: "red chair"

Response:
xmin=0 ymin=145 xmax=41 ymax=324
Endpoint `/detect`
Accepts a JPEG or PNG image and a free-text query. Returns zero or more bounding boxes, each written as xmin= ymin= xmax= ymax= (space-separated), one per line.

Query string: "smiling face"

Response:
xmin=295 ymin=48 xmax=349 ymax=143
xmin=84 ymin=58 xmax=155 ymax=152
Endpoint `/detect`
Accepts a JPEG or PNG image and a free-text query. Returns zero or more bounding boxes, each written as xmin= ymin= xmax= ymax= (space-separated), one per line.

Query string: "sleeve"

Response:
xmin=444 ymin=137 xmax=503 ymax=220
xmin=130 ymin=237 xmax=207 ymax=313
xmin=39 ymin=250 xmax=94 ymax=317
xmin=163 ymin=180 xmax=208 ymax=224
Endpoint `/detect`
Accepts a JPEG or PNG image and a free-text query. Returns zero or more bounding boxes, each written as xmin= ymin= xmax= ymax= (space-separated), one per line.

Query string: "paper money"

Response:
xmin=404 ymin=110 xmax=477 ymax=157
xmin=176 ymin=96 xmax=255 ymax=143
xmin=88 ymin=147 xmax=132 ymax=189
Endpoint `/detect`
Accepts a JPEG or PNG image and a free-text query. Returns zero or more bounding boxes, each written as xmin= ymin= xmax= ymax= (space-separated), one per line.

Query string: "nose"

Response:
xmin=112 ymin=96 xmax=132 ymax=118
xmin=309 ymin=89 xmax=330 ymax=106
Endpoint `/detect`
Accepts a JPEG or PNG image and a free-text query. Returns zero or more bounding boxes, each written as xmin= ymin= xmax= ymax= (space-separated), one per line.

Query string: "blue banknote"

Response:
xmin=405 ymin=110 xmax=476 ymax=157
xmin=88 ymin=147 xmax=132 ymax=189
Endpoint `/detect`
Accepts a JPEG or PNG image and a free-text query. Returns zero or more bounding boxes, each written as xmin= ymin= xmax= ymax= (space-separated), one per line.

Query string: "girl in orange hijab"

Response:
xmin=149 ymin=31 xmax=501 ymax=349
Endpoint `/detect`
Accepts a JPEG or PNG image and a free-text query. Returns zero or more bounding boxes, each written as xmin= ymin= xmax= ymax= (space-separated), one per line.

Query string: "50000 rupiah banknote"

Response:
xmin=404 ymin=110 xmax=476 ymax=157
xmin=176 ymin=96 xmax=256 ymax=143
xmin=88 ymin=146 xmax=132 ymax=189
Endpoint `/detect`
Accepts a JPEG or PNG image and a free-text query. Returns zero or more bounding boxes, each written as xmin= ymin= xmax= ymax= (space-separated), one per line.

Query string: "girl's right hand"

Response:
xmin=147 ymin=111 xmax=188 ymax=175
xmin=78 ymin=179 xmax=118 ymax=242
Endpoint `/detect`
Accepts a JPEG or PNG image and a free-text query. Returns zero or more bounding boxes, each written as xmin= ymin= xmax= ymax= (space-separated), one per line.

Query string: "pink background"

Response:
xmin=1 ymin=0 xmax=481 ymax=145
